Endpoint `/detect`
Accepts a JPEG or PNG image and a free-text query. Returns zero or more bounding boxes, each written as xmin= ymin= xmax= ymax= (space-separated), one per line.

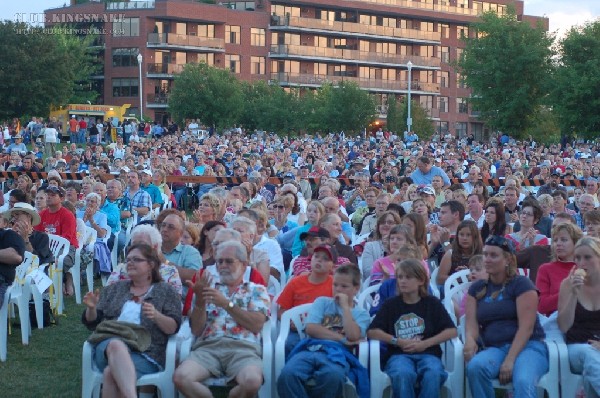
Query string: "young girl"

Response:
xmin=368 ymin=259 xmax=457 ymax=398
xmin=453 ymin=255 xmax=488 ymax=319
xmin=436 ymin=220 xmax=483 ymax=291
xmin=370 ymin=225 xmax=417 ymax=286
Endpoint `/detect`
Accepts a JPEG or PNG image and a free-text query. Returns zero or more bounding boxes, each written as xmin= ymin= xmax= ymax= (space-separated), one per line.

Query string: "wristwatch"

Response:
xmin=442 ymin=241 xmax=451 ymax=249
xmin=390 ymin=337 xmax=398 ymax=346
xmin=227 ymin=301 xmax=235 ymax=309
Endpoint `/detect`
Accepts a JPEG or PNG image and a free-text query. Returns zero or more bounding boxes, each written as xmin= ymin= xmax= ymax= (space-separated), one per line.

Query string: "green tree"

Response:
xmin=385 ymin=95 xmax=402 ymax=133
xmin=552 ymin=21 xmax=600 ymax=138
xmin=313 ymin=81 xmax=376 ymax=133
xmin=397 ymin=99 xmax=435 ymax=139
xmin=0 ymin=21 xmax=97 ymax=119
xmin=456 ymin=9 xmax=554 ymax=137
xmin=239 ymin=80 xmax=298 ymax=133
xmin=168 ymin=63 xmax=243 ymax=128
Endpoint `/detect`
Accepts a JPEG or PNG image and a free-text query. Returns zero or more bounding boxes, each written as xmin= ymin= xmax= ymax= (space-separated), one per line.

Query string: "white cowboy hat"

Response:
xmin=3 ymin=202 xmax=41 ymax=226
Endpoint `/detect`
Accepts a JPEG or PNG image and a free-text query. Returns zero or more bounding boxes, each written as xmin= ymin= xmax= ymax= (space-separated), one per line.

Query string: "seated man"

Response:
xmin=4 ymin=202 xmax=53 ymax=266
xmin=277 ymin=264 xmax=370 ymax=398
xmin=292 ymin=227 xmax=350 ymax=277
xmin=173 ymin=241 xmax=270 ymax=398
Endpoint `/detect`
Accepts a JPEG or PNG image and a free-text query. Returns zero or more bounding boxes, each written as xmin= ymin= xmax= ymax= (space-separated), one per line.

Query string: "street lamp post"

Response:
xmin=406 ymin=60 xmax=413 ymax=134
xmin=137 ymin=53 xmax=143 ymax=122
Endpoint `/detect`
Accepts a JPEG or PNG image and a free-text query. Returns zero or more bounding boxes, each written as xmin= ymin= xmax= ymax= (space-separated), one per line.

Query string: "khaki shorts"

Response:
xmin=189 ymin=338 xmax=263 ymax=382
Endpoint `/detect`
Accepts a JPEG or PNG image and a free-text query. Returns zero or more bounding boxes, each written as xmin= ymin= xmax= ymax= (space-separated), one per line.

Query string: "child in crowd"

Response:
xmin=370 ymin=225 xmax=418 ymax=286
xmin=277 ymin=264 xmax=370 ymax=398
xmin=368 ymin=259 xmax=457 ymax=398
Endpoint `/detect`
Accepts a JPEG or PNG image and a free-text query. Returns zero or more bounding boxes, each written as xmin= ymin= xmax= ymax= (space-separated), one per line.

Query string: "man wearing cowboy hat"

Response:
xmin=0 ymin=225 xmax=25 ymax=309
xmin=4 ymin=203 xmax=53 ymax=265
xmin=5 ymin=134 xmax=27 ymax=154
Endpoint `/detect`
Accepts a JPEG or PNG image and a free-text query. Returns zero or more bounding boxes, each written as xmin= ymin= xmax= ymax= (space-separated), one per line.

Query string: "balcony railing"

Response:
xmin=106 ymin=1 xmax=155 ymax=10
xmin=348 ymin=0 xmax=480 ymax=16
xmin=270 ymin=73 xmax=440 ymax=93
xmin=147 ymin=93 xmax=169 ymax=106
xmin=147 ymin=63 xmax=185 ymax=76
xmin=269 ymin=44 xmax=440 ymax=68
xmin=147 ymin=33 xmax=225 ymax=50
xmin=271 ymin=15 xmax=441 ymax=43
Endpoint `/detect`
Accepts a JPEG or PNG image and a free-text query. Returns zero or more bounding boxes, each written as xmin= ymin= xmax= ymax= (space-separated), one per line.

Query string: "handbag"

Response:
xmin=88 ymin=320 xmax=151 ymax=352
xmin=29 ymin=299 xmax=56 ymax=328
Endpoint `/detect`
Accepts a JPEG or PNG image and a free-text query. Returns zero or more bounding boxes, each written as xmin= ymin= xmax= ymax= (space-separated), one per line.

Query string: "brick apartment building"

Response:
xmin=46 ymin=0 xmax=547 ymax=137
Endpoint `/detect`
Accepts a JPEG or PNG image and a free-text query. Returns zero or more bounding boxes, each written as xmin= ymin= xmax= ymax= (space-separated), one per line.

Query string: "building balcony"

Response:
xmin=147 ymin=93 xmax=169 ymax=108
xmin=106 ymin=1 xmax=155 ymax=10
xmin=269 ymin=44 xmax=440 ymax=69
xmin=271 ymin=15 xmax=441 ymax=44
xmin=270 ymin=73 xmax=440 ymax=94
xmin=147 ymin=33 xmax=225 ymax=52
xmin=147 ymin=63 xmax=185 ymax=78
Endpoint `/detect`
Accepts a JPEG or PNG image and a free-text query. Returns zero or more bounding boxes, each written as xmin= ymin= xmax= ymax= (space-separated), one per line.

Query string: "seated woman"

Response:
xmin=106 ymin=224 xmax=182 ymax=297
xmin=557 ymin=237 xmax=600 ymax=397
xmin=436 ymin=220 xmax=483 ymax=291
xmin=78 ymin=192 xmax=111 ymax=276
xmin=82 ymin=243 xmax=182 ymax=397
xmin=196 ymin=221 xmax=226 ymax=268
xmin=536 ymin=222 xmax=582 ymax=316
xmin=506 ymin=200 xmax=549 ymax=251
xmin=465 ymin=236 xmax=548 ymax=398
xmin=362 ymin=211 xmax=402 ymax=282
xmin=368 ymin=259 xmax=457 ymax=398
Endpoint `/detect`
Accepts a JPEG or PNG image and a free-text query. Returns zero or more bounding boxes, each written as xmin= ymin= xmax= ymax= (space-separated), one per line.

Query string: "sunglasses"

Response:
xmin=485 ymin=235 xmax=515 ymax=254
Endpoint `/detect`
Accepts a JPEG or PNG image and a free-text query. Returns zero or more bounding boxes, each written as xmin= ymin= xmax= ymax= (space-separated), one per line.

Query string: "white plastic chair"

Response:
xmin=442 ymin=269 xmax=471 ymax=325
xmin=274 ymin=303 xmax=368 ymax=398
xmin=268 ymin=275 xmax=282 ymax=298
xmin=72 ymin=226 xmax=96 ymax=304
xmin=7 ymin=252 xmax=35 ymax=346
xmin=84 ymin=228 xmax=98 ymax=294
xmin=161 ymin=193 xmax=172 ymax=210
xmin=555 ymin=334 xmax=583 ymax=398
xmin=47 ymin=234 xmax=70 ymax=315
xmin=81 ymin=334 xmax=178 ymax=398
xmin=97 ymin=225 xmax=113 ymax=286
xmin=0 ymin=288 xmax=9 ymax=361
xmin=429 ymin=267 xmax=441 ymax=298
xmin=369 ymin=336 xmax=464 ymax=398
xmin=179 ymin=321 xmax=273 ymax=398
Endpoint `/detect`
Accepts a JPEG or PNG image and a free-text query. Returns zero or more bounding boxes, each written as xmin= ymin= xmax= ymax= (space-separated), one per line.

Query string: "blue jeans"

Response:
xmin=93 ymin=338 xmax=160 ymax=378
xmin=385 ymin=353 xmax=447 ymax=398
xmin=569 ymin=343 xmax=600 ymax=397
xmin=277 ymin=350 xmax=348 ymax=398
xmin=467 ymin=340 xmax=548 ymax=398
xmin=70 ymin=131 xmax=77 ymax=143
xmin=78 ymin=129 xmax=86 ymax=143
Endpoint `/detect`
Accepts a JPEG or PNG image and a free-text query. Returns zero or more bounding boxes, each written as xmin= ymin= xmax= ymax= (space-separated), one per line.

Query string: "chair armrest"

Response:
xmin=163 ymin=334 xmax=178 ymax=375
xmin=357 ymin=340 xmax=369 ymax=368
xmin=369 ymin=339 xmax=383 ymax=374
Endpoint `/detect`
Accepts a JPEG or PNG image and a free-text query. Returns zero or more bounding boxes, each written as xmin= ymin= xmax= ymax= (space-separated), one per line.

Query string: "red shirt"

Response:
xmin=79 ymin=120 xmax=87 ymax=129
xmin=68 ymin=119 xmax=78 ymax=131
xmin=34 ymin=207 xmax=78 ymax=248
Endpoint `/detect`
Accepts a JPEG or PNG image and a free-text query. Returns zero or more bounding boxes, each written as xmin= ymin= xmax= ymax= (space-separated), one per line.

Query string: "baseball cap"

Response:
xmin=417 ymin=185 xmax=436 ymax=195
xmin=283 ymin=172 xmax=295 ymax=181
xmin=313 ymin=244 xmax=339 ymax=263
xmin=46 ymin=186 xmax=66 ymax=197
xmin=299 ymin=226 xmax=331 ymax=241
xmin=140 ymin=169 xmax=153 ymax=177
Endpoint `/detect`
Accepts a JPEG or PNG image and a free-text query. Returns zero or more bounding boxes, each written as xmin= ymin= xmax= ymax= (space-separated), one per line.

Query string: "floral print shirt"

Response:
xmin=201 ymin=281 xmax=270 ymax=345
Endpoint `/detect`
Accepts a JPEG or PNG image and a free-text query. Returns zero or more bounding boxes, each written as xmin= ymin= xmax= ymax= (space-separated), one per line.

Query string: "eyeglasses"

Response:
xmin=216 ymin=258 xmax=237 ymax=266
xmin=520 ymin=211 xmax=534 ymax=217
xmin=382 ymin=220 xmax=397 ymax=226
xmin=273 ymin=205 xmax=286 ymax=209
xmin=126 ymin=257 xmax=147 ymax=264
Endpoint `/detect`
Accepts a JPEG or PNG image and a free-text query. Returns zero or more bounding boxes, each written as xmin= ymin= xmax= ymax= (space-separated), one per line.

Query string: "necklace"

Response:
xmin=130 ymin=285 xmax=153 ymax=303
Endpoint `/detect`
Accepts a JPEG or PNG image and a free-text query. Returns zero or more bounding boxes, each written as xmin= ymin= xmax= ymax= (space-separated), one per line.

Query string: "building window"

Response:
xmin=112 ymin=78 xmax=139 ymax=97
xmin=439 ymin=23 xmax=449 ymax=39
xmin=251 ymin=28 xmax=265 ymax=46
xmin=197 ymin=53 xmax=215 ymax=66
xmin=455 ymin=122 xmax=468 ymax=137
xmin=440 ymin=71 xmax=449 ymax=88
xmin=437 ymin=96 xmax=449 ymax=113
xmin=456 ymin=73 xmax=467 ymax=88
xmin=457 ymin=25 xmax=469 ymax=39
xmin=112 ymin=48 xmax=139 ymax=67
xmin=226 ymin=25 xmax=241 ymax=44
xmin=457 ymin=98 xmax=468 ymax=113
xmin=113 ymin=17 xmax=139 ymax=37
xmin=251 ymin=56 xmax=265 ymax=75
xmin=226 ymin=54 xmax=240 ymax=73
xmin=198 ymin=24 xmax=215 ymax=38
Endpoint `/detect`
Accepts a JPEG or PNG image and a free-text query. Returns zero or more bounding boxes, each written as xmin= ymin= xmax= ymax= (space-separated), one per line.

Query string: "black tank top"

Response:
xmin=566 ymin=301 xmax=600 ymax=344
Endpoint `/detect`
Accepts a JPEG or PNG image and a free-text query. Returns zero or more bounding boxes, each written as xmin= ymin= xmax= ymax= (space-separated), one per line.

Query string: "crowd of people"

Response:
xmin=2 ymin=117 xmax=600 ymax=397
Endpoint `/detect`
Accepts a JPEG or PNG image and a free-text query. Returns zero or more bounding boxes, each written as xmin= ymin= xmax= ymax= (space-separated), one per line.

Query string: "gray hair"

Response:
xmin=86 ymin=192 xmax=101 ymax=203
xmin=232 ymin=216 xmax=257 ymax=234
xmin=214 ymin=228 xmax=241 ymax=242
xmin=208 ymin=186 xmax=228 ymax=201
xmin=130 ymin=224 xmax=162 ymax=248
xmin=216 ymin=240 xmax=248 ymax=263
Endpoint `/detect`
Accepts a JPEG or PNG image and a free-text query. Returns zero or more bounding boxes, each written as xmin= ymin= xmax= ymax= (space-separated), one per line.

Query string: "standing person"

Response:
xmin=34 ymin=186 xmax=78 ymax=296
xmin=44 ymin=122 xmax=58 ymax=158
xmin=464 ymin=236 xmax=548 ymax=398
xmin=410 ymin=156 xmax=451 ymax=187
xmin=368 ymin=259 xmax=457 ymax=398
xmin=68 ymin=115 xmax=79 ymax=144
xmin=557 ymin=237 xmax=600 ymax=398
xmin=78 ymin=117 xmax=87 ymax=144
